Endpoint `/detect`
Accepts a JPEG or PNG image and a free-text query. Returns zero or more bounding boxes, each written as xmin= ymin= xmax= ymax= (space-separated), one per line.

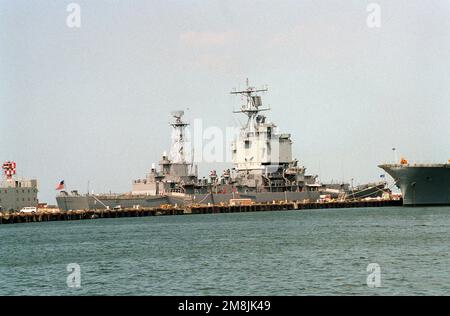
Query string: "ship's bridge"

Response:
xmin=232 ymin=119 xmax=293 ymax=170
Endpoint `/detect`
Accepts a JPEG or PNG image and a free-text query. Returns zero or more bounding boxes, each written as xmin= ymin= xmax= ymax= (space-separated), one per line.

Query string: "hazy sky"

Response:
xmin=1 ymin=0 xmax=449 ymax=204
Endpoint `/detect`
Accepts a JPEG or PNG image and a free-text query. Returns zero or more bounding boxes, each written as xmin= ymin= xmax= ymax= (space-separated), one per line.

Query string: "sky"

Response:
xmin=1 ymin=0 xmax=449 ymax=204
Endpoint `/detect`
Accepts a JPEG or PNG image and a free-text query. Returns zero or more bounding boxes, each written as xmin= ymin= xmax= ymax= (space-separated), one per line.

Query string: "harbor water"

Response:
xmin=0 ymin=207 xmax=449 ymax=295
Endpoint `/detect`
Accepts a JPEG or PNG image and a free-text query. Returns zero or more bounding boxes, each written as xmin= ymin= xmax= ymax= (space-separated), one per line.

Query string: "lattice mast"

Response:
xmin=169 ymin=111 xmax=189 ymax=163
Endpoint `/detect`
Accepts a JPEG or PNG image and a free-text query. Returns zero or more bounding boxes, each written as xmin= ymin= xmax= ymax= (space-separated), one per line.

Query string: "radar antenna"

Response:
xmin=231 ymin=79 xmax=270 ymax=131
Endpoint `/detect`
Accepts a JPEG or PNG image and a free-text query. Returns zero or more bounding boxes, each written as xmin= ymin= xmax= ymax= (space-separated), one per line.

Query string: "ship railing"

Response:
xmin=382 ymin=163 xmax=448 ymax=168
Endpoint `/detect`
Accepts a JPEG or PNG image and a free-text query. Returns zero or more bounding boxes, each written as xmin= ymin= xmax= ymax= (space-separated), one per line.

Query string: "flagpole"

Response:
xmin=56 ymin=180 xmax=67 ymax=211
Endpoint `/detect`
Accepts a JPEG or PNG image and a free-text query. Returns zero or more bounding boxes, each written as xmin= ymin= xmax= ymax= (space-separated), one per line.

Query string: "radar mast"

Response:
xmin=169 ymin=111 xmax=189 ymax=163
xmin=231 ymin=79 xmax=270 ymax=133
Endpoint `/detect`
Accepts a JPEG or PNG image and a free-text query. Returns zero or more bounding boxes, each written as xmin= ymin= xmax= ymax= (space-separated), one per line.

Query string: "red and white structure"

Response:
xmin=0 ymin=161 xmax=39 ymax=211
xmin=2 ymin=161 xmax=17 ymax=180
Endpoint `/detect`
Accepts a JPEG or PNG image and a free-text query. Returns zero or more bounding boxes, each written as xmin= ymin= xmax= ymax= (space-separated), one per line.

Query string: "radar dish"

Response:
xmin=171 ymin=110 xmax=184 ymax=119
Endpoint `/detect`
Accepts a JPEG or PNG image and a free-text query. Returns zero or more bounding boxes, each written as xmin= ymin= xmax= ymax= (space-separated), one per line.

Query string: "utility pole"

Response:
xmin=392 ymin=148 xmax=398 ymax=164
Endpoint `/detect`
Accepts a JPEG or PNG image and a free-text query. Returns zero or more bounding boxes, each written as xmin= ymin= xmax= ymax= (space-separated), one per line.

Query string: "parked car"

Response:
xmin=19 ymin=206 xmax=37 ymax=214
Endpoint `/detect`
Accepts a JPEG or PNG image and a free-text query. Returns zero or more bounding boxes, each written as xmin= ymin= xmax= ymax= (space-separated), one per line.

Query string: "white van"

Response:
xmin=20 ymin=206 xmax=37 ymax=214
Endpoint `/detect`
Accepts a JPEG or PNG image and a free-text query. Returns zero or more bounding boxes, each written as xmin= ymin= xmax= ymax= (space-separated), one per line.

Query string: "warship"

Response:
xmin=0 ymin=161 xmax=39 ymax=212
xmin=379 ymin=159 xmax=450 ymax=206
xmin=56 ymin=82 xmax=389 ymax=211
xmin=57 ymin=82 xmax=324 ymax=211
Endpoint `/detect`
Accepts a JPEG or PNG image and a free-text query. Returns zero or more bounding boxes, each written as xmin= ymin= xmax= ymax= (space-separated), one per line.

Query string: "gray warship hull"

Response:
xmin=56 ymin=194 xmax=173 ymax=211
xmin=56 ymin=191 xmax=320 ymax=211
xmin=379 ymin=164 xmax=450 ymax=206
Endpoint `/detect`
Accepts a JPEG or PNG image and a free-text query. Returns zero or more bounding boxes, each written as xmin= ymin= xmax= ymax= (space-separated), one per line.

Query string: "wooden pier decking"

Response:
xmin=0 ymin=199 xmax=403 ymax=225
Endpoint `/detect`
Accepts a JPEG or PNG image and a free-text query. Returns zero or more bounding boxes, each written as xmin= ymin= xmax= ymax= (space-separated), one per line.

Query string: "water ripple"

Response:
xmin=0 ymin=207 xmax=449 ymax=295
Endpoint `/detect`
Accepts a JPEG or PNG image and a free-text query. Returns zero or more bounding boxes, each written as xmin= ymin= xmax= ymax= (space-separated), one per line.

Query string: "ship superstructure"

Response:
xmin=132 ymin=111 xmax=202 ymax=196
xmin=229 ymin=82 xmax=317 ymax=192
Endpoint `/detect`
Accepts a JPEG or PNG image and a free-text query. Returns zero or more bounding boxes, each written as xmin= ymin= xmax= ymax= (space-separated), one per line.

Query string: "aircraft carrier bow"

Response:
xmin=379 ymin=162 xmax=450 ymax=206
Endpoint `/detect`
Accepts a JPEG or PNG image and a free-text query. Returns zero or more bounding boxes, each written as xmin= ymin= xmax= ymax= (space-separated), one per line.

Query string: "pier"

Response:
xmin=0 ymin=199 xmax=402 ymax=225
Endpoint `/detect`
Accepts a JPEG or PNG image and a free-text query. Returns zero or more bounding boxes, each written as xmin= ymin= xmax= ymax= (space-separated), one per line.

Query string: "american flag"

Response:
xmin=56 ymin=180 xmax=65 ymax=190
